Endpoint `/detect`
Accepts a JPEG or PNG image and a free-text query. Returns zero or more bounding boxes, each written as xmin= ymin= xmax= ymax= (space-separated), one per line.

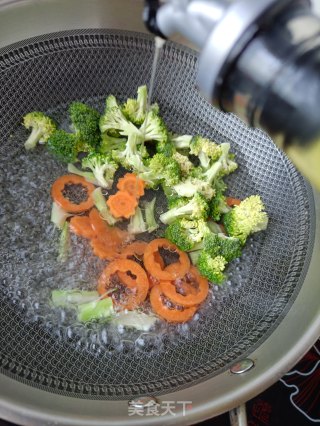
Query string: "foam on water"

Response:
xmin=0 ymin=103 xmax=263 ymax=358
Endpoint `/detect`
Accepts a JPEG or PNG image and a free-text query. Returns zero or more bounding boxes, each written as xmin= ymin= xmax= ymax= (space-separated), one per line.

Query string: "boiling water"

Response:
xmin=0 ymin=101 xmax=262 ymax=358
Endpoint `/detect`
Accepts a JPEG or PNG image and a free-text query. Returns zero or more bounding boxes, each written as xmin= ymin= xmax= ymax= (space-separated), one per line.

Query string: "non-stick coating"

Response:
xmin=0 ymin=30 xmax=315 ymax=400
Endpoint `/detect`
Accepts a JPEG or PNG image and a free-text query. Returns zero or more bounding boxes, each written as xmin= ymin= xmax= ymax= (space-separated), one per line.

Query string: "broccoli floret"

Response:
xmin=48 ymin=130 xmax=91 ymax=163
xmin=188 ymin=222 xmax=242 ymax=260
xmin=156 ymin=138 xmax=176 ymax=157
xmin=223 ymin=195 xmax=268 ymax=244
xmin=159 ymin=193 xmax=209 ymax=224
xmin=100 ymin=95 xmax=142 ymax=137
xmin=23 ymin=111 xmax=56 ymax=150
xmin=139 ymin=153 xmax=181 ymax=188
xmin=200 ymin=233 xmax=222 ymax=257
xmin=173 ymin=177 xmax=215 ymax=200
xmin=218 ymin=234 xmax=242 ymax=262
xmin=196 ymin=252 xmax=227 ymax=284
xmin=81 ymin=152 xmax=118 ymax=189
xmin=203 ymin=143 xmax=238 ymax=183
xmin=112 ymin=133 xmax=147 ymax=172
xmin=201 ymin=233 xmax=241 ymax=261
xmin=172 ymin=152 xmax=194 ymax=176
xmin=190 ymin=135 xmax=222 ymax=169
xmin=140 ymin=110 xmax=168 ymax=144
xmin=142 ymin=198 xmax=159 ymax=233
xmin=165 ymin=218 xmax=209 ymax=251
xmin=209 ymin=192 xmax=230 ymax=221
xmin=99 ymin=133 xmax=126 ymax=154
xmin=122 ymin=85 xmax=148 ymax=125
xmin=171 ymin=134 xmax=193 ymax=149
xmin=69 ymin=102 xmax=101 ymax=148
xmin=165 ymin=193 xmax=190 ymax=209
xmin=128 ymin=207 xmax=147 ymax=234
xmin=170 ymin=144 xmax=237 ymax=200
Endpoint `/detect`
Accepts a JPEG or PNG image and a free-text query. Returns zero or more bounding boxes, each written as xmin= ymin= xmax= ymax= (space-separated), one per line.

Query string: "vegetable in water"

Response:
xmin=92 ymin=187 xmax=118 ymax=226
xmin=69 ymin=101 xmax=101 ymax=148
xmin=142 ymin=197 xmax=159 ymax=233
xmin=112 ymin=310 xmax=157 ymax=331
xmin=50 ymin=202 xmax=73 ymax=229
xmin=128 ymin=206 xmax=147 ymax=234
xmin=23 ymin=84 xmax=269 ymax=327
xmin=51 ymin=289 xmax=100 ymax=308
xmin=143 ymin=238 xmax=190 ymax=281
xmin=117 ymin=173 xmax=145 ymax=199
xmin=51 ymin=174 xmax=95 ymax=213
xmin=77 ymin=297 xmax=114 ymax=323
xmin=23 ymin=111 xmax=56 ymax=150
xmin=223 ymin=195 xmax=268 ymax=244
xmin=58 ymin=222 xmax=70 ymax=262
xmin=81 ymin=152 xmax=118 ymax=189
xmin=107 ymin=191 xmax=138 ymax=219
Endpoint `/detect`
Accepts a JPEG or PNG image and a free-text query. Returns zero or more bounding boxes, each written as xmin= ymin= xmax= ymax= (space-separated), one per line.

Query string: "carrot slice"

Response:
xmin=147 ymin=273 xmax=159 ymax=289
xmin=159 ymin=266 xmax=209 ymax=307
xmin=89 ymin=208 xmax=122 ymax=245
xmin=226 ymin=197 xmax=241 ymax=207
xmin=89 ymin=208 xmax=110 ymax=239
xmin=90 ymin=239 xmax=118 ymax=260
xmin=144 ymin=238 xmax=190 ymax=281
xmin=154 ymin=251 xmax=165 ymax=269
xmin=107 ymin=191 xmax=138 ymax=219
xmin=119 ymin=241 xmax=148 ymax=258
xmin=69 ymin=216 xmax=96 ymax=239
xmin=150 ymin=285 xmax=197 ymax=323
xmin=97 ymin=259 xmax=149 ymax=310
xmin=89 ymin=208 xmax=130 ymax=260
xmin=117 ymin=173 xmax=145 ymax=199
xmin=51 ymin=175 xmax=95 ymax=213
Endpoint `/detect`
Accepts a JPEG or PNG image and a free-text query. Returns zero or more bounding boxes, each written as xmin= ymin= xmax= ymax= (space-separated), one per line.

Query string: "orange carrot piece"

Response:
xmin=154 ymin=251 xmax=165 ymax=269
xmin=98 ymin=259 xmax=149 ymax=310
xmin=51 ymin=175 xmax=95 ymax=213
xmin=119 ymin=241 xmax=148 ymax=258
xmin=226 ymin=197 xmax=241 ymax=207
xmin=106 ymin=191 xmax=138 ymax=219
xmin=89 ymin=208 xmax=130 ymax=260
xmin=69 ymin=215 xmax=96 ymax=239
xmin=144 ymin=238 xmax=190 ymax=281
xmin=90 ymin=239 xmax=119 ymax=260
xmin=150 ymin=285 xmax=197 ymax=323
xmin=159 ymin=266 xmax=209 ymax=307
xmin=117 ymin=173 xmax=145 ymax=199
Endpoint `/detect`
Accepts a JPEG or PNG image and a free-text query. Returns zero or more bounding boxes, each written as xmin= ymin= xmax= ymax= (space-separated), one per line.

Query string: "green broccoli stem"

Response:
xmin=160 ymin=202 xmax=194 ymax=225
xmin=171 ymin=135 xmax=193 ymax=149
xmin=58 ymin=222 xmax=70 ymax=262
xmin=51 ymin=290 xmax=100 ymax=308
xmin=142 ymin=198 xmax=159 ymax=233
xmin=24 ymin=127 xmax=43 ymax=150
xmin=50 ymin=202 xmax=72 ymax=229
xmin=92 ymin=187 xmax=118 ymax=226
xmin=77 ymin=297 xmax=114 ymax=323
xmin=203 ymin=143 xmax=231 ymax=184
xmin=203 ymin=160 xmax=223 ymax=185
xmin=67 ymin=163 xmax=98 ymax=185
xmin=128 ymin=207 xmax=147 ymax=234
